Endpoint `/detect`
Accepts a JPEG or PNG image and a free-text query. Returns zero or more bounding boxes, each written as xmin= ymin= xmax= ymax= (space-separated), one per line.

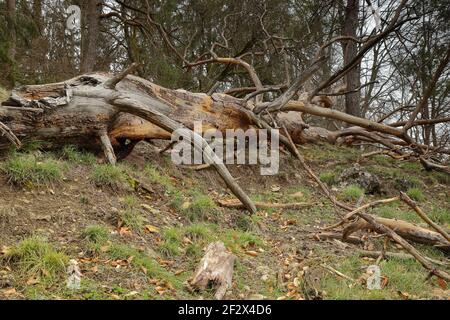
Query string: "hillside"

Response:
xmin=0 ymin=142 xmax=448 ymax=300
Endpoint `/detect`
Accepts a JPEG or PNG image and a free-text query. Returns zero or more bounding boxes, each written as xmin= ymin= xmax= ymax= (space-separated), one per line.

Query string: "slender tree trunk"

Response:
xmin=342 ymin=0 xmax=361 ymax=118
xmin=80 ymin=0 xmax=102 ymax=73
xmin=6 ymin=0 xmax=16 ymax=87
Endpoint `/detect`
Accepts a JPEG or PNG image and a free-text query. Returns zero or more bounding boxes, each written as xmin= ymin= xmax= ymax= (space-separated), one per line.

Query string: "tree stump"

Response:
xmin=189 ymin=241 xmax=236 ymax=300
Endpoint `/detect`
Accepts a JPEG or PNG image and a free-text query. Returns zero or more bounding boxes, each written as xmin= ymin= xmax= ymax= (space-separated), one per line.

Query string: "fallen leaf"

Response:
xmin=290 ymin=191 xmax=304 ymax=198
xmin=437 ymin=278 xmax=447 ymax=290
xmin=26 ymin=277 xmax=40 ymax=285
xmin=144 ymin=224 xmax=160 ymax=233
xmin=1 ymin=288 xmax=17 ymax=297
xmin=155 ymin=286 xmax=166 ymax=295
xmin=181 ymin=201 xmax=191 ymax=209
xmin=119 ymin=227 xmax=132 ymax=236
xmin=398 ymin=291 xmax=410 ymax=300
xmin=271 ymin=185 xmax=281 ymax=192
xmin=245 ymin=250 xmax=259 ymax=257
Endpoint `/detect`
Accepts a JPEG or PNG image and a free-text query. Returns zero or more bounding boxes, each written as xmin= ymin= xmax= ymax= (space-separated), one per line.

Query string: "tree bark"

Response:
xmin=6 ymin=0 xmax=16 ymax=87
xmin=342 ymin=0 xmax=361 ymax=118
xmin=80 ymin=0 xmax=102 ymax=73
xmin=188 ymin=241 xmax=236 ymax=300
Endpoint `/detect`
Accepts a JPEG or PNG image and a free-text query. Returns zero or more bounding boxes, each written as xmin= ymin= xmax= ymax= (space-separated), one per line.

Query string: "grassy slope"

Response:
xmin=0 ymin=143 xmax=448 ymax=300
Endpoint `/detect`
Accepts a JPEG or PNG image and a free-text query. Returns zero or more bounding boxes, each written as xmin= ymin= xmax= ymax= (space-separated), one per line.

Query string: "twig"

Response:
xmin=0 ymin=121 xmax=21 ymax=148
xmin=357 ymin=212 xmax=450 ymax=281
xmin=104 ymin=63 xmax=140 ymax=89
xmin=320 ymin=264 xmax=355 ymax=282
xmin=357 ymin=250 xmax=449 ymax=267
xmin=322 ymin=196 xmax=400 ymax=230
xmin=400 ymin=192 xmax=450 ymax=242
xmin=217 ymin=199 xmax=313 ymax=210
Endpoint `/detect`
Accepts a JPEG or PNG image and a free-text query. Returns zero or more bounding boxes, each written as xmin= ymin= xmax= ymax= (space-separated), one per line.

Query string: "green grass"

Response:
xmin=157 ymin=223 xmax=263 ymax=257
xmin=90 ymin=164 xmax=126 ymax=189
xmin=428 ymin=208 xmax=450 ymax=226
xmin=318 ymin=254 xmax=435 ymax=299
xmin=158 ymin=227 xmax=182 ymax=257
xmin=222 ymin=229 xmax=264 ymax=254
xmin=107 ymin=243 xmax=182 ymax=288
xmin=373 ymin=204 xmax=420 ymax=223
xmin=431 ymin=172 xmax=450 ymax=185
xmin=319 ymin=171 xmax=337 ymax=185
xmin=341 ymin=185 xmax=364 ymax=201
xmin=158 ymin=241 xmax=181 ymax=257
xmin=118 ymin=196 xmax=147 ymax=232
xmin=82 ymin=225 xmax=110 ymax=252
xmin=2 ymin=153 xmax=63 ymax=186
xmin=146 ymin=164 xmax=185 ymax=208
xmin=182 ymin=193 xmax=218 ymax=222
xmin=59 ymin=145 xmax=96 ymax=164
xmin=406 ymin=187 xmax=425 ymax=202
xmin=184 ymin=223 xmax=214 ymax=241
xmin=4 ymin=236 xmax=68 ymax=281
xmin=373 ymin=155 xmax=394 ymax=166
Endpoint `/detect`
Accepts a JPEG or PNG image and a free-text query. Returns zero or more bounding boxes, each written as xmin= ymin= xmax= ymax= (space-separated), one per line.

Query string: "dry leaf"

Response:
xmin=144 ymin=224 xmax=160 ymax=233
xmin=26 ymin=277 xmax=40 ymax=286
xmin=271 ymin=185 xmax=281 ymax=192
xmin=119 ymin=227 xmax=132 ymax=236
xmin=1 ymin=288 xmax=17 ymax=297
xmin=245 ymin=250 xmax=258 ymax=257
xmin=181 ymin=201 xmax=191 ymax=209
xmin=290 ymin=191 xmax=304 ymax=198
xmin=437 ymin=278 xmax=447 ymax=290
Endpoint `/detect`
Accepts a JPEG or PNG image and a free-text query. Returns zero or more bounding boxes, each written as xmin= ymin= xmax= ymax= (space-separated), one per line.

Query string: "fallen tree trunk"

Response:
xmin=0 ymin=72 xmax=257 ymax=213
xmin=343 ymin=216 xmax=450 ymax=252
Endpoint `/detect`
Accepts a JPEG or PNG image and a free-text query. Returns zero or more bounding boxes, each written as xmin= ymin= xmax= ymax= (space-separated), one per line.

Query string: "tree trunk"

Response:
xmin=6 ymin=0 xmax=16 ymax=87
xmin=80 ymin=0 xmax=102 ymax=73
xmin=342 ymin=0 xmax=361 ymax=118
xmin=188 ymin=241 xmax=236 ymax=299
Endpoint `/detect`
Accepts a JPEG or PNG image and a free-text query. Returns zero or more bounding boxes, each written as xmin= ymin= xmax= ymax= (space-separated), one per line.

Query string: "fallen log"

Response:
xmin=188 ymin=241 xmax=236 ymax=300
xmin=343 ymin=216 xmax=450 ymax=252
xmin=357 ymin=250 xmax=449 ymax=266
xmin=217 ymin=199 xmax=313 ymax=210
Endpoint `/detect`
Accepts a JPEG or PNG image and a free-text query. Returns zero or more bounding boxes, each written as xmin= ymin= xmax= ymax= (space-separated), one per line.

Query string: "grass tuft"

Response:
xmin=90 ymin=164 xmax=126 ymax=189
xmin=83 ymin=225 xmax=110 ymax=252
xmin=118 ymin=196 xmax=146 ymax=232
xmin=319 ymin=171 xmax=337 ymax=185
xmin=341 ymin=185 xmax=364 ymax=201
xmin=60 ymin=145 xmax=96 ymax=164
xmin=182 ymin=193 xmax=217 ymax=222
xmin=2 ymin=153 xmax=62 ymax=186
xmin=5 ymin=236 xmax=68 ymax=280
xmin=406 ymin=187 xmax=424 ymax=202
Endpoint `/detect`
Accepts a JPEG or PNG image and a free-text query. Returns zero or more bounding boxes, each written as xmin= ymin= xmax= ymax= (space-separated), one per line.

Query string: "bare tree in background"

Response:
xmin=342 ymin=0 xmax=361 ymax=118
xmin=81 ymin=0 xmax=102 ymax=73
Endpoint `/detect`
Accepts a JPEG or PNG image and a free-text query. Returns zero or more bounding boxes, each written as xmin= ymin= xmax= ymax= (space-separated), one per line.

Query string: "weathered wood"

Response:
xmin=99 ymin=129 xmax=117 ymax=165
xmin=343 ymin=215 xmax=450 ymax=252
xmin=188 ymin=241 xmax=236 ymax=300
xmin=0 ymin=73 xmax=257 ymax=213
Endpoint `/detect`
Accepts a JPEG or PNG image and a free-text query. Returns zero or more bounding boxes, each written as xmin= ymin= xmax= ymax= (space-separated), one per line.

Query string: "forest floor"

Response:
xmin=0 ymin=140 xmax=449 ymax=300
